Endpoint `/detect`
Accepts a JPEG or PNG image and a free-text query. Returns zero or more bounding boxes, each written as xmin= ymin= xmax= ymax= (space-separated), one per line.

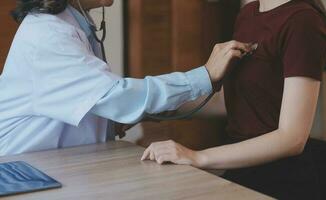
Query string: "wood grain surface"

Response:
xmin=0 ymin=141 xmax=273 ymax=200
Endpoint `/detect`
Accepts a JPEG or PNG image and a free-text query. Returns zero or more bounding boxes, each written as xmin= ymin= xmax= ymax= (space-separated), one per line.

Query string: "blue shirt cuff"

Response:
xmin=185 ymin=66 xmax=213 ymax=98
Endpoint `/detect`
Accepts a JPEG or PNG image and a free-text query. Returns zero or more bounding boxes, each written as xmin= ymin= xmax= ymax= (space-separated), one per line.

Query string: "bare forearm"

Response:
xmin=141 ymin=78 xmax=319 ymax=169
xmin=194 ymin=78 xmax=320 ymax=170
xmin=196 ymin=129 xmax=303 ymax=169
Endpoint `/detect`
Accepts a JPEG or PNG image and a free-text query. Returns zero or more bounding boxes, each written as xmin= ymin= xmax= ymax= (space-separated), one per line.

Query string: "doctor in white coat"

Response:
xmin=0 ymin=0 xmax=254 ymax=156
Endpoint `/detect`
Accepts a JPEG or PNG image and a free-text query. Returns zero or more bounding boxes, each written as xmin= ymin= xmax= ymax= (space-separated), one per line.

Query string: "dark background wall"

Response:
xmin=0 ymin=0 xmax=18 ymax=74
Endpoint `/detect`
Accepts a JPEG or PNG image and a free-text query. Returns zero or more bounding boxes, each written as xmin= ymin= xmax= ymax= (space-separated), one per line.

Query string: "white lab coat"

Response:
xmin=0 ymin=6 xmax=212 ymax=156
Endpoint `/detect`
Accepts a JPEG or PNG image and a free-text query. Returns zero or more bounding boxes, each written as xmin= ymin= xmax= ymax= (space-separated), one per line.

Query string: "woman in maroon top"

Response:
xmin=141 ymin=0 xmax=326 ymax=199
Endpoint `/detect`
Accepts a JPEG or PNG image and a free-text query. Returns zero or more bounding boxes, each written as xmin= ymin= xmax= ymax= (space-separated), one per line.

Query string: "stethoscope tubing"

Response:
xmin=77 ymin=0 xmax=108 ymax=63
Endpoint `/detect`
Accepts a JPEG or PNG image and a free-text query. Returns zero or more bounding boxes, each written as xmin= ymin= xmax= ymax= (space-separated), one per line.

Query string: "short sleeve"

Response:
xmin=281 ymin=10 xmax=326 ymax=81
xmin=32 ymin=24 xmax=121 ymax=126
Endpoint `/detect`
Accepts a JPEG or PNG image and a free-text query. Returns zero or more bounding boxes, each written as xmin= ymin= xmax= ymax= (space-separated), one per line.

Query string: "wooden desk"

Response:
xmin=0 ymin=141 xmax=273 ymax=200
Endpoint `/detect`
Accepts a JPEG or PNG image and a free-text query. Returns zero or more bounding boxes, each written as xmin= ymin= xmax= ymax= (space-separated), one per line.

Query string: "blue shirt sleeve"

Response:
xmin=91 ymin=67 xmax=212 ymax=124
xmin=31 ymin=22 xmax=212 ymax=126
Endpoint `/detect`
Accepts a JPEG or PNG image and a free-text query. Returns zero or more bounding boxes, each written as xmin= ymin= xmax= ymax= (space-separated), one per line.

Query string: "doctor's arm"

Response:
xmin=91 ymin=41 xmax=254 ymax=124
xmin=141 ymin=77 xmax=320 ymax=169
xmin=32 ymin=26 xmax=254 ymax=127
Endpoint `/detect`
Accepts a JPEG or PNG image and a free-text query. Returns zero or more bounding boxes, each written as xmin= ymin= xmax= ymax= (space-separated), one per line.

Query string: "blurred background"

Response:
xmin=0 ymin=0 xmax=325 ymax=149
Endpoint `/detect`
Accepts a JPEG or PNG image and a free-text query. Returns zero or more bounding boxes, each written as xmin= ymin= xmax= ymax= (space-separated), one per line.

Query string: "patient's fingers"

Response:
xmin=156 ymin=154 xmax=173 ymax=165
xmin=149 ymin=151 xmax=155 ymax=161
xmin=141 ymin=147 xmax=150 ymax=160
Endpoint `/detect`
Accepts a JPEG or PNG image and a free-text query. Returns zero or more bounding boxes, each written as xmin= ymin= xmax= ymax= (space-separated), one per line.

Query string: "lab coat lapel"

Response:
xmin=67 ymin=6 xmax=103 ymax=60
xmin=66 ymin=6 xmax=116 ymax=141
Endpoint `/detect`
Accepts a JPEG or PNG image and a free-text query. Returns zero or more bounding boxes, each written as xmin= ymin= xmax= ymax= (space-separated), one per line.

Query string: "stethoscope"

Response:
xmin=76 ymin=1 xmax=226 ymax=121
xmin=77 ymin=0 xmax=108 ymax=63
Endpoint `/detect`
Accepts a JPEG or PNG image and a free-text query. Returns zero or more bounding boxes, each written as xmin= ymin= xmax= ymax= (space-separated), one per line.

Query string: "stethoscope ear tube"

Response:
xmin=77 ymin=0 xmax=108 ymax=62
xmin=92 ymin=7 xmax=107 ymax=44
xmin=92 ymin=7 xmax=107 ymax=63
xmin=97 ymin=7 xmax=107 ymax=63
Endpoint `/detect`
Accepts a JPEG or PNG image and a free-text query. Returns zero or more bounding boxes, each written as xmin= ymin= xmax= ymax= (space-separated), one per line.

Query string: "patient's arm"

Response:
xmin=141 ymin=77 xmax=320 ymax=169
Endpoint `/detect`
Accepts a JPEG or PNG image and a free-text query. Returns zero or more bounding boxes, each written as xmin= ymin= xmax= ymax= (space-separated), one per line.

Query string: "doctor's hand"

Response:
xmin=141 ymin=140 xmax=202 ymax=167
xmin=205 ymin=41 xmax=256 ymax=82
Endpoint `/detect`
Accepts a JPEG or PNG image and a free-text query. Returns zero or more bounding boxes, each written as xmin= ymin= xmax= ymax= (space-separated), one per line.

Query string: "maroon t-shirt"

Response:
xmin=224 ymin=1 xmax=326 ymax=140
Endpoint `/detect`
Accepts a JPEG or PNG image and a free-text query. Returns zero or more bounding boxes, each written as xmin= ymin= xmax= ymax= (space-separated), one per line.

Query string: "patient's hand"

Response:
xmin=141 ymin=140 xmax=201 ymax=167
xmin=205 ymin=41 xmax=256 ymax=82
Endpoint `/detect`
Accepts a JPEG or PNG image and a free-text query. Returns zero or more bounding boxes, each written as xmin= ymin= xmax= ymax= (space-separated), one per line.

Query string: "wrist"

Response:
xmin=204 ymin=66 xmax=223 ymax=92
xmin=190 ymin=150 xmax=207 ymax=168
xmin=204 ymin=65 xmax=222 ymax=83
